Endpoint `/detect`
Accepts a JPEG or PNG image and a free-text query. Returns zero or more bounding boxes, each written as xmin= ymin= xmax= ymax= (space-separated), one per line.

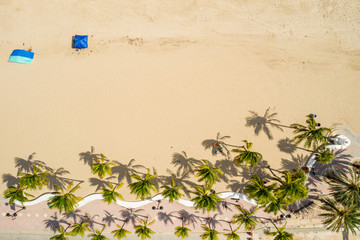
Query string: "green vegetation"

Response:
xmin=129 ymin=169 xmax=158 ymax=200
xmin=134 ymin=219 xmax=155 ymax=240
xmin=47 ymin=182 xmax=82 ymax=213
xmin=232 ymin=140 xmax=262 ymax=167
xmin=161 ymin=177 xmax=184 ymax=203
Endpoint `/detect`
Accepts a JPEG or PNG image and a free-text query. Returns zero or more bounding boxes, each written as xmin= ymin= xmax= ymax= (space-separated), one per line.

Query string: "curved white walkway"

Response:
xmin=15 ymin=191 xmax=256 ymax=208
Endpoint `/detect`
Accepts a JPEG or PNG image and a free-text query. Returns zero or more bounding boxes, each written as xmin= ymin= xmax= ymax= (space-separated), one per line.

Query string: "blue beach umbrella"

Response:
xmin=8 ymin=49 xmax=34 ymax=64
xmin=74 ymin=35 xmax=88 ymax=49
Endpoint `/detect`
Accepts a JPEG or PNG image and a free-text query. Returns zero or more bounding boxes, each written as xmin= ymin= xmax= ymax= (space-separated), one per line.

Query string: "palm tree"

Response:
xmin=3 ymin=185 xmax=34 ymax=206
xmin=315 ymin=147 xmax=335 ymax=164
xmin=69 ymin=221 xmax=90 ymax=237
xmin=101 ymin=182 xmax=124 ymax=204
xmin=264 ymin=198 xmax=288 ymax=215
xmin=244 ymin=175 xmax=276 ymax=205
xmin=195 ymin=160 xmax=223 ymax=188
xmin=232 ymin=140 xmax=262 ymax=167
xmin=232 ymin=206 xmax=259 ymax=231
xmin=50 ymin=226 xmax=71 ymax=240
xmin=18 ymin=166 xmax=49 ymax=190
xmin=320 ymin=197 xmax=360 ymax=238
xmin=290 ymin=114 xmax=331 ymax=150
xmin=266 ymin=222 xmax=293 ymax=240
xmin=174 ymin=218 xmax=191 ymax=239
xmin=201 ymin=132 xmax=231 ymax=157
xmin=191 ymin=185 xmax=221 ymax=213
xmin=161 ymin=177 xmax=184 ymax=203
xmin=112 ymin=220 xmax=132 ymax=240
xmin=111 ymin=159 xmax=146 ymax=184
xmin=129 ymin=169 xmax=158 ymax=200
xmin=91 ymin=153 xmax=114 ymax=179
xmin=88 ymin=225 xmax=108 ymax=240
xmin=200 ymin=224 xmax=220 ymax=240
xmin=272 ymin=170 xmax=308 ymax=204
xmin=325 ymin=167 xmax=360 ymax=208
xmin=47 ymin=181 xmax=83 ymax=213
xmin=245 ymin=108 xmax=284 ymax=140
xmin=134 ymin=218 xmax=155 ymax=240
xmin=223 ymin=223 xmax=240 ymax=240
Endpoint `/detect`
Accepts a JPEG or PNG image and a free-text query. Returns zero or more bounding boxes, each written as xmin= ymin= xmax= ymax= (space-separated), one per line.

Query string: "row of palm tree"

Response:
xmin=3 ymin=113 xmax=343 ymax=239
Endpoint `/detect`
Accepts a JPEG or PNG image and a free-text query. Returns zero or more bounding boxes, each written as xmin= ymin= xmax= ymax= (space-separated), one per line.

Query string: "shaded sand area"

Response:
xmin=1 ymin=0 xmax=360 ymax=238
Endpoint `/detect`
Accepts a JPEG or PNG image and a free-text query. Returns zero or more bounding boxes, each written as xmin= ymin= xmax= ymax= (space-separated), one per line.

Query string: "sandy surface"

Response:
xmin=1 ymin=0 xmax=360 ymax=203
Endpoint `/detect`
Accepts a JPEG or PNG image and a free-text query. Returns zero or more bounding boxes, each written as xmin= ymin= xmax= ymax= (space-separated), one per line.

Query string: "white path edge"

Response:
xmin=15 ymin=192 xmax=257 ymax=208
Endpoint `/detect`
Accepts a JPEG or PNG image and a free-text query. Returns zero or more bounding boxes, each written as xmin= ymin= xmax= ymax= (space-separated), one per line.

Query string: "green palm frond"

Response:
xmin=101 ymin=182 xmax=124 ymax=204
xmin=232 ymin=140 xmax=262 ymax=167
xmin=190 ymin=186 xmax=221 ymax=213
xmin=69 ymin=221 xmax=90 ymax=237
xmin=200 ymin=225 xmax=220 ymax=240
xmin=326 ymin=167 xmax=360 ymax=207
xmin=161 ymin=178 xmax=184 ymax=203
xmin=174 ymin=226 xmax=191 ymax=238
xmin=232 ymin=205 xmax=259 ymax=231
xmin=315 ymin=147 xmax=335 ymax=164
xmin=91 ymin=154 xmax=115 ymax=179
xmin=88 ymin=225 xmax=108 ymax=240
xmin=244 ymin=175 xmax=276 ymax=205
xmin=18 ymin=166 xmax=49 ymax=190
xmin=273 ymin=170 xmax=308 ymax=204
xmin=50 ymin=226 xmax=71 ymax=240
xmin=129 ymin=169 xmax=158 ymax=200
xmin=112 ymin=224 xmax=132 ymax=239
xmin=266 ymin=223 xmax=293 ymax=240
xmin=195 ymin=160 xmax=223 ymax=188
xmin=223 ymin=225 xmax=241 ymax=240
xmin=290 ymin=115 xmax=331 ymax=150
xmin=47 ymin=182 xmax=83 ymax=213
xmin=134 ymin=219 xmax=155 ymax=240
xmin=4 ymin=185 xmax=34 ymax=206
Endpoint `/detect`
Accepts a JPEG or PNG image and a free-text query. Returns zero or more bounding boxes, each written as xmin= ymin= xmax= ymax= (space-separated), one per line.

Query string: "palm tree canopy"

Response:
xmin=273 ymin=170 xmax=308 ymax=204
xmin=50 ymin=226 xmax=70 ymax=240
xmin=69 ymin=221 xmax=90 ymax=237
xmin=48 ymin=182 xmax=83 ymax=213
xmin=88 ymin=225 xmax=109 ymax=240
xmin=267 ymin=223 xmax=293 ymax=240
xmin=232 ymin=140 xmax=262 ymax=167
xmin=290 ymin=114 xmax=331 ymax=150
xmin=134 ymin=219 xmax=155 ymax=240
xmin=101 ymin=182 xmax=124 ymax=205
xmin=190 ymin=186 xmax=221 ymax=213
xmin=161 ymin=177 xmax=184 ymax=203
xmin=3 ymin=185 xmax=34 ymax=206
xmin=195 ymin=160 xmax=223 ymax=188
xmin=91 ymin=153 xmax=114 ymax=179
xmin=223 ymin=225 xmax=241 ymax=240
xmin=129 ymin=169 xmax=158 ymax=200
xmin=232 ymin=206 xmax=259 ymax=231
xmin=326 ymin=167 xmax=360 ymax=207
xmin=174 ymin=226 xmax=191 ymax=238
xmin=244 ymin=175 xmax=276 ymax=205
xmin=200 ymin=225 xmax=220 ymax=240
xmin=18 ymin=166 xmax=49 ymax=190
xmin=315 ymin=147 xmax=335 ymax=164
xmin=264 ymin=198 xmax=288 ymax=215
xmin=111 ymin=224 xmax=132 ymax=240
xmin=320 ymin=197 xmax=360 ymax=235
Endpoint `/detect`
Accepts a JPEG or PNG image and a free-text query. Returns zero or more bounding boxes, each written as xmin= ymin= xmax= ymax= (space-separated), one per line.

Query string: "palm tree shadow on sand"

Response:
xmin=2 ymin=173 xmax=19 ymax=188
xmin=277 ymin=138 xmax=312 ymax=154
xmin=119 ymin=208 xmax=147 ymax=226
xmin=14 ymin=152 xmax=46 ymax=174
xmin=44 ymin=213 xmax=69 ymax=233
xmin=171 ymin=151 xmax=202 ymax=176
xmin=88 ymin=176 xmax=116 ymax=192
xmin=177 ymin=210 xmax=201 ymax=228
xmin=245 ymin=108 xmax=291 ymax=140
xmin=111 ymin=159 xmax=147 ymax=185
xmin=161 ymin=169 xmax=196 ymax=198
xmin=157 ymin=211 xmax=176 ymax=225
xmin=215 ymin=159 xmax=239 ymax=180
xmin=102 ymin=210 xmax=121 ymax=227
xmin=281 ymin=153 xmax=309 ymax=171
xmin=79 ymin=146 xmax=101 ymax=167
xmin=201 ymin=133 xmax=232 ymax=159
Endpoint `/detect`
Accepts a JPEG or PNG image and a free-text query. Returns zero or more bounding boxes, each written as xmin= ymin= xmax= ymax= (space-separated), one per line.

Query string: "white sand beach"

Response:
xmin=1 ymin=0 xmax=360 ymax=238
